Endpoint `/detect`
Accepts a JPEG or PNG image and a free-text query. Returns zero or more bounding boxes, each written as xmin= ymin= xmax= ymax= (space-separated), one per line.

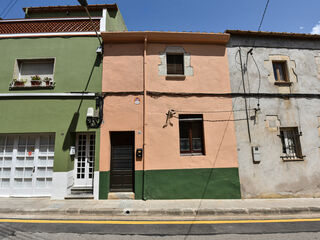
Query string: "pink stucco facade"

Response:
xmin=100 ymin=32 xmax=238 ymax=173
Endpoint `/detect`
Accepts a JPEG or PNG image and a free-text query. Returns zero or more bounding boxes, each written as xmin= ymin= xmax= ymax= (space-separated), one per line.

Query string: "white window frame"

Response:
xmin=11 ymin=58 xmax=56 ymax=88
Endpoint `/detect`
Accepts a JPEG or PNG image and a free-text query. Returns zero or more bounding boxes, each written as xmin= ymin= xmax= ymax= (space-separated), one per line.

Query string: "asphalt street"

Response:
xmin=1 ymin=218 xmax=320 ymax=239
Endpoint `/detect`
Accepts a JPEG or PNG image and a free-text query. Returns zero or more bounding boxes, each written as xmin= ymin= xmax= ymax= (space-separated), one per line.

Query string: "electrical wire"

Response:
xmin=0 ymin=0 xmax=15 ymax=18
xmin=172 ymin=115 xmax=248 ymax=123
xmin=1 ymin=0 xmax=18 ymax=19
xmin=238 ymin=47 xmax=252 ymax=142
xmin=175 ymin=108 xmax=256 ymax=114
xmin=258 ymin=0 xmax=270 ymax=32
xmin=251 ymin=0 xmax=271 ymax=49
xmin=234 ymin=48 xmax=242 ymax=71
xmin=251 ymin=53 xmax=262 ymax=106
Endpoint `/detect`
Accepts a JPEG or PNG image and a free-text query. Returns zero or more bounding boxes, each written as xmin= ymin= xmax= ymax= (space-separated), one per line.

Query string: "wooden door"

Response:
xmin=110 ymin=132 xmax=134 ymax=192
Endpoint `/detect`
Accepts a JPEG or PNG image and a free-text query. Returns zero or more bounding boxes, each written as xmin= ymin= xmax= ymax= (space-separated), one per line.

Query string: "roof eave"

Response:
xmin=101 ymin=31 xmax=230 ymax=45
xmin=23 ymin=4 xmax=118 ymax=14
xmin=225 ymin=30 xmax=320 ymax=40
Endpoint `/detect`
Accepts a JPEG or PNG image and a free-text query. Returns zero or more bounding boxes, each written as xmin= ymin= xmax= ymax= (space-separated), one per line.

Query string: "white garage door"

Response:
xmin=0 ymin=134 xmax=54 ymax=197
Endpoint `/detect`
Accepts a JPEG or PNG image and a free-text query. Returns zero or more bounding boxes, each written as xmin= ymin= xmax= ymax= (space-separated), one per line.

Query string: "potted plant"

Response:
xmin=12 ymin=78 xmax=26 ymax=87
xmin=31 ymin=75 xmax=42 ymax=86
xmin=43 ymin=77 xmax=53 ymax=86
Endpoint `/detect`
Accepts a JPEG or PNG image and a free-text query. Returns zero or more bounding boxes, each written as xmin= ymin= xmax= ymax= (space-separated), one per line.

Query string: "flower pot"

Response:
xmin=44 ymin=81 xmax=52 ymax=86
xmin=14 ymin=81 xmax=24 ymax=87
xmin=31 ymin=80 xmax=41 ymax=86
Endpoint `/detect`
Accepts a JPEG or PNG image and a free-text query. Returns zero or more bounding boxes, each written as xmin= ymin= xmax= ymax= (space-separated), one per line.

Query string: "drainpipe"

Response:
xmin=142 ymin=36 xmax=147 ymax=200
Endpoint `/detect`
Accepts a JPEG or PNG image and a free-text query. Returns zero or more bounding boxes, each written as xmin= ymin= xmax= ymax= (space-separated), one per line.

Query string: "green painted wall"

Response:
xmin=0 ymin=99 xmax=98 ymax=172
xmin=25 ymin=8 xmax=127 ymax=32
xmin=106 ymin=9 xmax=127 ymax=31
xmin=0 ymin=37 xmax=102 ymax=93
xmin=98 ymin=168 xmax=240 ymax=200
xmin=135 ymin=170 xmax=144 ymax=200
xmin=27 ymin=10 xmax=102 ymax=18
xmin=0 ymin=37 xmax=102 ymax=172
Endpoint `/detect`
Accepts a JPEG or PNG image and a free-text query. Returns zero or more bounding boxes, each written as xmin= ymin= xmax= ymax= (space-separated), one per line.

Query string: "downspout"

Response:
xmin=142 ymin=35 xmax=147 ymax=200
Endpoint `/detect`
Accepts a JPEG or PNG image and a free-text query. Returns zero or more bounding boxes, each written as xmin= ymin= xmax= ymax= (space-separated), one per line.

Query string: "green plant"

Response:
xmin=13 ymin=78 xmax=27 ymax=83
xmin=31 ymin=75 xmax=41 ymax=81
xmin=43 ymin=77 xmax=52 ymax=81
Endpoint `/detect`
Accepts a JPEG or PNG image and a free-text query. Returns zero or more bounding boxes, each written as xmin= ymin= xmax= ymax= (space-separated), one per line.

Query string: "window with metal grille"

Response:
xmin=272 ymin=61 xmax=288 ymax=82
xmin=166 ymin=54 xmax=184 ymax=75
xmin=279 ymin=127 xmax=303 ymax=160
xmin=179 ymin=115 xmax=204 ymax=154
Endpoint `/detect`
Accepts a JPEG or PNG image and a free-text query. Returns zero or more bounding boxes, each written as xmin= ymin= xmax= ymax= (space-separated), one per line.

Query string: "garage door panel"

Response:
xmin=0 ymin=134 xmax=55 ymax=197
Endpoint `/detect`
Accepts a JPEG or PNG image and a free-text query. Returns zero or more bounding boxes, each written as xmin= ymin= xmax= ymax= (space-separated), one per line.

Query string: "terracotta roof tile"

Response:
xmin=0 ymin=19 xmax=100 ymax=34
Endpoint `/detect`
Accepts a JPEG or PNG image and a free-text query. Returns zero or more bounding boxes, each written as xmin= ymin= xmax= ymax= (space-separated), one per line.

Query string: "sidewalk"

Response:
xmin=1 ymin=198 xmax=320 ymax=220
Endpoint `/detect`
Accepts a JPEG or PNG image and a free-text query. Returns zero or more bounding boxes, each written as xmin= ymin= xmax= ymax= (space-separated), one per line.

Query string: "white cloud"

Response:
xmin=299 ymin=26 xmax=304 ymax=30
xmin=311 ymin=21 xmax=320 ymax=34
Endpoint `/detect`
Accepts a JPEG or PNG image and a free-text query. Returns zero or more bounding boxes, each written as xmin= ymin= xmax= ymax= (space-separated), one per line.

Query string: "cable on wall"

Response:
xmin=251 ymin=53 xmax=262 ymax=107
xmin=238 ymin=47 xmax=252 ymax=143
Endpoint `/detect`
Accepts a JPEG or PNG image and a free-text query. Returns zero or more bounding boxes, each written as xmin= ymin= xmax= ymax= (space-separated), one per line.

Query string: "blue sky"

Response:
xmin=1 ymin=0 xmax=320 ymax=34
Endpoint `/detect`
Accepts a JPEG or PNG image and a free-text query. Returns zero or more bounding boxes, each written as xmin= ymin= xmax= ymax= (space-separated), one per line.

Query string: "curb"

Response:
xmin=1 ymin=207 xmax=320 ymax=217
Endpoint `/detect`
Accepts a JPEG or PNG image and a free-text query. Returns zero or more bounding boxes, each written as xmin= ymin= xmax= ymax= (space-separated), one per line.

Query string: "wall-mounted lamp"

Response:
xmin=86 ymin=98 xmax=103 ymax=128
xmin=96 ymin=46 xmax=103 ymax=54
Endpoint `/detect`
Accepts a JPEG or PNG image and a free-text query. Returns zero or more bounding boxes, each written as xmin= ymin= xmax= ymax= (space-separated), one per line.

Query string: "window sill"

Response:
xmin=9 ymin=81 xmax=55 ymax=90
xmin=180 ymin=153 xmax=204 ymax=156
xmin=281 ymin=156 xmax=304 ymax=162
xmin=274 ymin=81 xmax=292 ymax=86
xmin=166 ymin=75 xmax=186 ymax=81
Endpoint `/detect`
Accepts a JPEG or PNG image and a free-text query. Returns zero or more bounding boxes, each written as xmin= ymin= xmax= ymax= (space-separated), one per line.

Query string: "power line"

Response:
xmin=0 ymin=0 xmax=15 ymax=18
xmin=251 ymin=53 xmax=262 ymax=106
xmin=258 ymin=0 xmax=270 ymax=32
xmin=172 ymin=115 xmax=248 ymax=123
xmin=175 ymin=108 xmax=256 ymax=114
xmin=2 ymin=0 xmax=18 ymax=19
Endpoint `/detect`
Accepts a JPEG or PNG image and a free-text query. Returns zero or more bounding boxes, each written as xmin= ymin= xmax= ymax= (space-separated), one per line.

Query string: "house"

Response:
xmin=99 ymin=31 xmax=241 ymax=199
xmin=226 ymin=30 xmax=320 ymax=198
xmin=0 ymin=4 xmax=126 ymax=199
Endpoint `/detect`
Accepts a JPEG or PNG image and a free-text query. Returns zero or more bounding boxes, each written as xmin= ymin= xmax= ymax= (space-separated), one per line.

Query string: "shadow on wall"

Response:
xmin=61 ymin=54 xmax=102 ymax=151
xmin=62 ymin=112 xmax=79 ymax=151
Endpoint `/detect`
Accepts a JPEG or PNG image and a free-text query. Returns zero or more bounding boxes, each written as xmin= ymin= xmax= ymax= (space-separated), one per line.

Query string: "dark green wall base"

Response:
xmin=134 ymin=171 xmax=143 ymax=200
xmin=99 ymin=168 xmax=241 ymax=200
xmin=99 ymin=171 xmax=110 ymax=199
xmin=144 ymin=168 xmax=241 ymax=200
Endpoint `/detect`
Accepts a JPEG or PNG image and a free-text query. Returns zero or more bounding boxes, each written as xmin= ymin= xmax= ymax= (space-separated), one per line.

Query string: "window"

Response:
xmin=166 ymin=54 xmax=184 ymax=75
xmin=159 ymin=47 xmax=193 ymax=77
xmin=279 ymin=127 xmax=303 ymax=160
xmin=11 ymin=59 xmax=55 ymax=89
xmin=272 ymin=61 xmax=288 ymax=82
xmin=179 ymin=115 xmax=204 ymax=154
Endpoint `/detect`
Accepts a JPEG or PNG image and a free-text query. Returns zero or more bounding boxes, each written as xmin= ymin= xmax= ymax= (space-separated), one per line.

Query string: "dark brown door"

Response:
xmin=110 ymin=132 xmax=134 ymax=192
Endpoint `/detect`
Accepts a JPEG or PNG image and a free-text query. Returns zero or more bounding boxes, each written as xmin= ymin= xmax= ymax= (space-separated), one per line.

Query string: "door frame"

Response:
xmin=73 ymin=132 xmax=95 ymax=187
xmin=109 ymin=131 xmax=135 ymax=192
